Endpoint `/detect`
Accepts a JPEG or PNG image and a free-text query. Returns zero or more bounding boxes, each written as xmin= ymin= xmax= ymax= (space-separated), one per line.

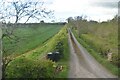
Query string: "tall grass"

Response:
xmin=73 ymin=30 xmax=118 ymax=76
xmin=70 ymin=18 xmax=119 ymax=76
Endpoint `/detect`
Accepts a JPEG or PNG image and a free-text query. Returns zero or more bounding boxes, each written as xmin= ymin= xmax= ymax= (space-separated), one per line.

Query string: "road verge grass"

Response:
xmin=72 ymin=29 xmax=119 ymax=76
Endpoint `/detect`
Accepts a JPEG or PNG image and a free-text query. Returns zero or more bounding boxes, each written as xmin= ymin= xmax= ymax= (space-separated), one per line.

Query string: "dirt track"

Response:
xmin=68 ymin=28 xmax=117 ymax=78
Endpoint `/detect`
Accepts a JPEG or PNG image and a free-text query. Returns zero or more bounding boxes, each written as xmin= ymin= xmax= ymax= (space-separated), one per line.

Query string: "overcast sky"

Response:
xmin=3 ymin=0 xmax=120 ymax=22
xmin=48 ymin=0 xmax=119 ymax=22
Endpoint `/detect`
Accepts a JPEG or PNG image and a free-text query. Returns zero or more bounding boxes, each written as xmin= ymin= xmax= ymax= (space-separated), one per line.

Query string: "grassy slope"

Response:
xmin=5 ymin=25 xmax=70 ymax=78
xmin=55 ymin=26 xmax=70 ymax=78
xmin=3 ymin=24 xmax=62 ymax=58
xmin=71 ymin=19 xmax=119 ymax=76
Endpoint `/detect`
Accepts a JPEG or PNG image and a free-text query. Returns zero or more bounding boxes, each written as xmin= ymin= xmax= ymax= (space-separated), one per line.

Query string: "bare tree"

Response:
xmin=0 ymin=0 xmax=54 ymax=45
xmin=0 ymin=0 xmax=54 ymax=78
xmin=1 ymin=0 xmax=53 ymax=23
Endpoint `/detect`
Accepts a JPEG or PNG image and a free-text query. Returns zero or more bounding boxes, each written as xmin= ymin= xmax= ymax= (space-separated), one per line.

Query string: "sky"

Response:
xmin=1 ymin=0 xmax=119 ymax=23
xmin=47 ymin=0 xmax=119 ymax=22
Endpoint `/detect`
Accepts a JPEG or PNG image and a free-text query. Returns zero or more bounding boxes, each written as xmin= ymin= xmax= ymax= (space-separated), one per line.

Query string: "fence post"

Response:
xmin=0 ymin=22 xmax=2 ymax=79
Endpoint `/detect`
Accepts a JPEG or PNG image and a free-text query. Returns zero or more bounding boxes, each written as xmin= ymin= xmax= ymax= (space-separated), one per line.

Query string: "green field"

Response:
xmin=68 ymin=17 xmax=119 ymax=75
xmin=3 ymin=17 xmax=119 ymax=78
xmin=3 ymin=24 xmax=62 ymax=58
xmin=3 ymin=24 xmax=70 ymax=78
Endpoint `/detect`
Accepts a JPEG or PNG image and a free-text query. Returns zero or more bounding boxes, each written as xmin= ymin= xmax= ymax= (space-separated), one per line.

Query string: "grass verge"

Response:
xmin=72 ymin=29 xmax=119 ymax=76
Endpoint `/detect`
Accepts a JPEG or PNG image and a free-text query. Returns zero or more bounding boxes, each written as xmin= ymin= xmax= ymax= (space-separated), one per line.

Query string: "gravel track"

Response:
xmin=68 ymin=29 xmax=117 ymax=78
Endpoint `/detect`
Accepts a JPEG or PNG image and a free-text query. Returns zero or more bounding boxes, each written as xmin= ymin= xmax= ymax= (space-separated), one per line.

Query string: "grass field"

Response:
xmin=3 ymin=23 xmax=62 ymax=58
xmin=4 ymin=24 xmax=70 ymax=78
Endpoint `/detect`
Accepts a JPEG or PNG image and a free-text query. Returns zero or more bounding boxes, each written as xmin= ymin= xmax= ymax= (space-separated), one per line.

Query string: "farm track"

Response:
xmin=68 ymin=28 xmax=117 ymax=78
